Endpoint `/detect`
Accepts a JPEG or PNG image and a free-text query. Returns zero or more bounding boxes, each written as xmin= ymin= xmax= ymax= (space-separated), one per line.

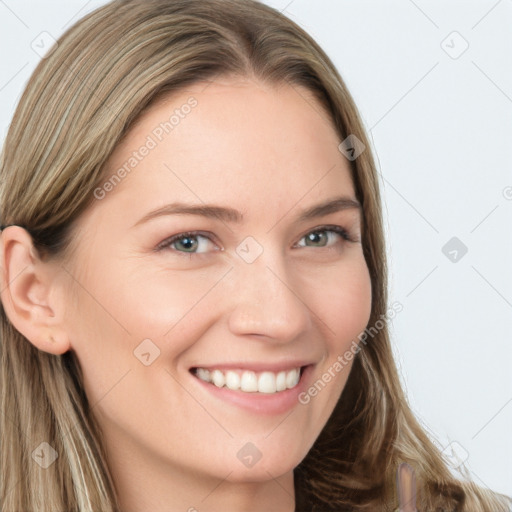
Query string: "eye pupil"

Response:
xmin=306 ymin=232 xmax=327 ymax=246
xmin=177 ymin=236 xmax=198 ymax=252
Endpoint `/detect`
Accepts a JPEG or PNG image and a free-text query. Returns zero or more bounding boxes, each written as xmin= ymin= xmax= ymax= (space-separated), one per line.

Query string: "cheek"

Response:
xmin=73 ymin=246 xmax=219 ymax=331
xmin=311 ymin=257 xmax=373 ymax=349
xmin=297 ymin=258 xmax=372 ymax=411
xmin=65 ymin=258 xmax=226 ymax=385
xmin=108 ymin=267 xmax=227 ymax=353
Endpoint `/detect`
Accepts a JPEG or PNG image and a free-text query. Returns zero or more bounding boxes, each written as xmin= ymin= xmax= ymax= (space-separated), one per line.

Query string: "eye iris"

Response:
xmin=176 ymin=236 xmax=198 ymax=252
xmin=306 ymin=231 xmax=327 ymax=247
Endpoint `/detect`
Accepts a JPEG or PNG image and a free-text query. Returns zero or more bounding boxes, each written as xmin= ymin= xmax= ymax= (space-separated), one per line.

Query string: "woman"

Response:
xmin=0 ymin=1 xmax=510 ymax=511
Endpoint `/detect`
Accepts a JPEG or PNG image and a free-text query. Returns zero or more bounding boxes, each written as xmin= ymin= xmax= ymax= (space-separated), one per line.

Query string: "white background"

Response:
xmin=1 ymin=0 xmax=511 ymax=498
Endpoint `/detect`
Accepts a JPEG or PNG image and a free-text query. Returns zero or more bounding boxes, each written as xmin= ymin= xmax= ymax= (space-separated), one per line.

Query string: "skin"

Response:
xmin=0 ymin=76 xmax=372 ymax=512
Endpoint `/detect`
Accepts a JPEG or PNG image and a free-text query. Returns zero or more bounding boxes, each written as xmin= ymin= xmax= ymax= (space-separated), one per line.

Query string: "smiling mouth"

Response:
xmin=190 ymin=366 xmax=305 ymax=394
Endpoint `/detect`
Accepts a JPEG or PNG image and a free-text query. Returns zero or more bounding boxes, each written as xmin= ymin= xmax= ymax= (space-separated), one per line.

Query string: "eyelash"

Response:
xmin=156 ymin=225 xmax=357 ymax=257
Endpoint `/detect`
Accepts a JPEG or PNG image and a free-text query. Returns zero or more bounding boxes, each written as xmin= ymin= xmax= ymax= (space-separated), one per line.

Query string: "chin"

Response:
xmin=213 ymin=447 xmax=306 ymax=484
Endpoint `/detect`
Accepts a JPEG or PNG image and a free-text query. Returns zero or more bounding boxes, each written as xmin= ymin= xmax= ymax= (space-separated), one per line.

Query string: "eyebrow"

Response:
xmin=133 ymin=196 xmax=361 ymax=227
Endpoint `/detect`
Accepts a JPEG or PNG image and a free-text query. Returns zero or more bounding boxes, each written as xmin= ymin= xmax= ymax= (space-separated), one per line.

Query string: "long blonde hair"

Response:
xmin=1 ymin=1 xmax=510 ymax=510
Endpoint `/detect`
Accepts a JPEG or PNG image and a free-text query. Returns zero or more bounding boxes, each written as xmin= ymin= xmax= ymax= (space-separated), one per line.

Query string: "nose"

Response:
xmin=225 ymin=249 xmax=312 ymax=343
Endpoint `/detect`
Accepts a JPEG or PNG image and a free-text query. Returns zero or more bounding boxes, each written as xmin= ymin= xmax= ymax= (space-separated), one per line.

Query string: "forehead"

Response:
xmin=92 ymin=76 xmax=356 ymax=227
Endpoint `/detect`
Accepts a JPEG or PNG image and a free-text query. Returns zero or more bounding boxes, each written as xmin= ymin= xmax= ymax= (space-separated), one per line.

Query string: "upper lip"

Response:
xmin=189 ymin=360 xmax=315 ymax=373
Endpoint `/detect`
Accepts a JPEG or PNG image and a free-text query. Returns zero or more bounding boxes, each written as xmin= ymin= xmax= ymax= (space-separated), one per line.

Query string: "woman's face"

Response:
xmin=62 ymin=76 xmax=372 ymax=491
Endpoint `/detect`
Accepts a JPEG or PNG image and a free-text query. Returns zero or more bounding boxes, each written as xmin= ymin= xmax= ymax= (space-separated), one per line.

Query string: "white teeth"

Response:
xmin=225 ymin=370 xmax=240 ymax=391
xmin=276 ymin=371 xmax=287 ymax=392
xmin=211 ymin=369 xmax=225 ymax=388
xmin=240 ymin=371 xmax=258 ymax=392
xmin=258 ymin=371 xmax=276 ymax=393
xmin=286 ymin=368 xmax=300 ymax=388
xmin=194 ymin=367 xmax=302 ymax=394
xmin=196 ymin=368 xmax=210 ymax=382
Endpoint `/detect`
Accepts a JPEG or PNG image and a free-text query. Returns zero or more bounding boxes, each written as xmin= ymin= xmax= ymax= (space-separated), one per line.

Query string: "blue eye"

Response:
xmin=156 ymin=225 xmax=356 ymax=256
xmin=157 ymin=231 xmax=217 ymax=255
xmin=296 ymin=225 xmax=353 ymax=248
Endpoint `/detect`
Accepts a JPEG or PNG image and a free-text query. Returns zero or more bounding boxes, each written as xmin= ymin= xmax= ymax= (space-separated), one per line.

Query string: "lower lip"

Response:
xmin=191 ymin=365 xmax=314 ymax=415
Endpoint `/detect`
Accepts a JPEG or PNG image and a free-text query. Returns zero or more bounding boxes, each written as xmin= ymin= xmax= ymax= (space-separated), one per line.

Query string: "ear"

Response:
xmin=0 ymin=226 xmax=70 ymax=355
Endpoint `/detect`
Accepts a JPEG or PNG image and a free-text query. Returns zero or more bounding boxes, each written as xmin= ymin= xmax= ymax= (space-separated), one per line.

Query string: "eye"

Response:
xmin=156 ymin=231 xmax=218 ymax=256
xmin=156 ymin=225 xmax=357 ymax=256
xmin=295 ymin=225 xmax=356 ymax=249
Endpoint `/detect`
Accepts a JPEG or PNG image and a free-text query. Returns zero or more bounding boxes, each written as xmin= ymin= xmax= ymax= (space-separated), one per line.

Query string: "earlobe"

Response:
xmin=0 ymin=226 xmax=71 ymax=355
